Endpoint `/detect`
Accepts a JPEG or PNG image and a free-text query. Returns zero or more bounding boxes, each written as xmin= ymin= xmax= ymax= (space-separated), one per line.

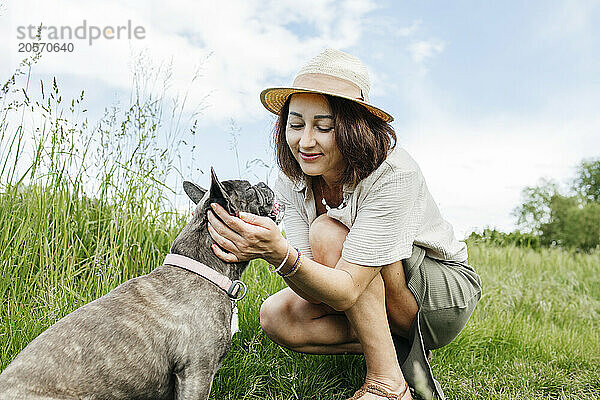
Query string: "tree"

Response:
xmin=540 ymin=195 xmax=600 ymax=251
xmin=572 ymin=158 xmax=600 ymax=204
xmin=513 ymin=178 xmax=559 ymax=235
xmin=561 ymin=202 xmax=600 ymax=251
xmin=513 ymin=158 xmax=600 ymax=252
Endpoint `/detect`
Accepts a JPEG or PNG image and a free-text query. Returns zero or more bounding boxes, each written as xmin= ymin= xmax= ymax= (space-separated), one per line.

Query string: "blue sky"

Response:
xmin=2 ymin=0 xmax=599 ymax=238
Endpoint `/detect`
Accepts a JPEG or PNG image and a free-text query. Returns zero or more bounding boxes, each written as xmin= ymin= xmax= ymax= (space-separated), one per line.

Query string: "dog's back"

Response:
xmin=0 ymin=266 xmax=233 ymax=400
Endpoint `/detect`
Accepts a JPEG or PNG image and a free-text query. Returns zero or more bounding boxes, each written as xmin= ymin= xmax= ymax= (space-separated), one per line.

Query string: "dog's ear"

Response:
xmin=209 ymin=167 xmax=234 ymax=213
xmin=183 ymin=181 xmax=207 ymax=204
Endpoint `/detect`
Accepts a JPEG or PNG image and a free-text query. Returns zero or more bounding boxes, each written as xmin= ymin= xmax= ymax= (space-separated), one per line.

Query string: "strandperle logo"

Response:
xmin=16 ymin=20 xmax=146 ymax=46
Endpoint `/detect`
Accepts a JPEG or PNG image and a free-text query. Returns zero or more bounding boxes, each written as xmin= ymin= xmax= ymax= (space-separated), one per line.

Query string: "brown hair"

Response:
xmin=273 ymin=94 xmax=397 ymax=186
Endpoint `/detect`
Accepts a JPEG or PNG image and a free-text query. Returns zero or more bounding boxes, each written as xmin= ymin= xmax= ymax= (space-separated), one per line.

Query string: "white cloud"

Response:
xmin=362 ymin=16 xmax=421 ymax=40
xmin=397 ymin=19 xmax=422 ymax=37
xmin=407 ymin=39 xmax=444 ymax=63
xmin=1 ymin=0 xmax=378 ymax=126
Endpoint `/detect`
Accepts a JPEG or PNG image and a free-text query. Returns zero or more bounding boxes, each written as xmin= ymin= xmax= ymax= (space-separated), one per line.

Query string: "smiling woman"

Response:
xmin=206 ymin=48 xmax=481 ymax=400
xmin=285 ymin=94 xmax=344 ymax=187
xmin=275 ymin=92 xmax=396 ymax=189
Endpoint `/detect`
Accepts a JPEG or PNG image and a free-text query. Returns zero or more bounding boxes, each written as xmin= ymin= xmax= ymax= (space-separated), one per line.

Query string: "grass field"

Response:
xmin=1 ymin=183 xmax=599 ymax=399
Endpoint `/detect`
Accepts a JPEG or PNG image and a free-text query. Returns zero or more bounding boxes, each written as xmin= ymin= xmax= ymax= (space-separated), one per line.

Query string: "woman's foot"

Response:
xmin=347 ymin=379 xmax=412 ymax=400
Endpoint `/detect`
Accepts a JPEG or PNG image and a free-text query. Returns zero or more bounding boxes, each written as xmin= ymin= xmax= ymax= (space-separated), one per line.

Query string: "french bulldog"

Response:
xmin=0 ymin=169 xmax=283 ymax=400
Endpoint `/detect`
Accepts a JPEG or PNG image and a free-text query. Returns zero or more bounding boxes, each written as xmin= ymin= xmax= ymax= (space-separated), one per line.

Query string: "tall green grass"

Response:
xmin=1 ymin=55 xmax=599 ymax=399
xmin=1 ymin=50 xmax=190 ymax=369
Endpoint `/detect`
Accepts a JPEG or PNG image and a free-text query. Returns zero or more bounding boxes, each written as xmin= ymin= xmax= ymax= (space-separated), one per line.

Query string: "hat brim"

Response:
xmin=260 ymin=86 xmax=394 ymax=123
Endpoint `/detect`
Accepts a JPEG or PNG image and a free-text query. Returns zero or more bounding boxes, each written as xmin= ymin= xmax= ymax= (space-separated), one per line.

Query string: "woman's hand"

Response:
xmin=207 ymin=202 xmax=288 ymax=265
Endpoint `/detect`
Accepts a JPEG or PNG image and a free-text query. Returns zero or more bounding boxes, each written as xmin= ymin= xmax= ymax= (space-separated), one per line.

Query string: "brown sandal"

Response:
xmin=346 ymin=382 xmax=412 ymax=400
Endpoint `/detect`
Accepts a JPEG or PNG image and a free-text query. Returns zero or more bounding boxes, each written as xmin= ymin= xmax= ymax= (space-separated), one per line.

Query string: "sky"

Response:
xmin=1 ymin=0 xmax=599 ymax=239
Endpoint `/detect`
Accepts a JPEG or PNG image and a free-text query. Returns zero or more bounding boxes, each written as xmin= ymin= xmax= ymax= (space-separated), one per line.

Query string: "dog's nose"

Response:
xmin=269 ymin=202 xmax=285 ymax=224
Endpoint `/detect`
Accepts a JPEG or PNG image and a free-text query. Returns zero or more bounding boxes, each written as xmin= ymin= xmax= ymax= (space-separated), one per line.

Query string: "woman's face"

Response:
xmin=286 ymin=93 xmax=345 ymax=184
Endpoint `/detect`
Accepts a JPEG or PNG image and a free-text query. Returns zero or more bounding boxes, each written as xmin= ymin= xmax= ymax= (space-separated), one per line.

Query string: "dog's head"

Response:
xmin=183 ymin=168 xmax=284 ymax=226
xmin=171 ymin=168 xmax=284 ymax=279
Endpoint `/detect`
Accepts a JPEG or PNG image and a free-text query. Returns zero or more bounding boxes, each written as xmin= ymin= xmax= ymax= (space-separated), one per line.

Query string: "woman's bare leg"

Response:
xmin=260 ymin=215 xmax=417 ymax=398
xmin=260 ymin=288 xmax=362 ymax=354
xmin=344 ymin=272 xmax=408 ymax=398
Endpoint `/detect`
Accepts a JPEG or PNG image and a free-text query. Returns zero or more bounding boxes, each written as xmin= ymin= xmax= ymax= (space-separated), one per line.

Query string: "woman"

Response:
xmin=206 ymin=48 xmax=482 ymax=400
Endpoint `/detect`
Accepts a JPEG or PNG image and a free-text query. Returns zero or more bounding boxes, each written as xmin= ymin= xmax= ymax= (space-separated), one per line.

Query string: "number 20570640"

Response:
xmin=18 ymin=42 xmax=74 ymax=53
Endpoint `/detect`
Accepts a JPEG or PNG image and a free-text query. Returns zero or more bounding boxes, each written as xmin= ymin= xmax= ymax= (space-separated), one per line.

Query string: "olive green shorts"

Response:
xmin=402 ymin=245 xmax=482 ymax=350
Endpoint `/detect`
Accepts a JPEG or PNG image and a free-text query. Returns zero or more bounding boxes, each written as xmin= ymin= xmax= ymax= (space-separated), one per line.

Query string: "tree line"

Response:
xmin=468 ymin=158 xmax=600 ymax=252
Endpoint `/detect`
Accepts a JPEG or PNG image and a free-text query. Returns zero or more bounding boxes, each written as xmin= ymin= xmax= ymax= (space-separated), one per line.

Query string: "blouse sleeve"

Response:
xmin=274 ymin=174 xmax=314 ymax=260
xmin=342 ymin=169 xmax=424 ymax=267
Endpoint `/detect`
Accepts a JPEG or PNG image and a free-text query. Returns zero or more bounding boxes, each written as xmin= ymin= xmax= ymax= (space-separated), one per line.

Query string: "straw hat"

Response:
xmin=260 ymin=48 xmax=394 ymax=123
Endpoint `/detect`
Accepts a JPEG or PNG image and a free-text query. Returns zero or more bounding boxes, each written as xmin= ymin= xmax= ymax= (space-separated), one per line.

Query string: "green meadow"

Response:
xmin=1 ymin=183 xmax=599 ymax=399
xmin=1 ymin=61 xmax=599 ymax=399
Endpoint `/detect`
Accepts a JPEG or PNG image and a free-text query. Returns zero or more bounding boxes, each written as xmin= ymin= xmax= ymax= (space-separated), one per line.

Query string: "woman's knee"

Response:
xmin=259 ymin=293 xmax=286 ymax=340
xmin=308 ymin=214 xmax=349 ymax=266
xmin=259 ymin=290 xmax=311 ymax=349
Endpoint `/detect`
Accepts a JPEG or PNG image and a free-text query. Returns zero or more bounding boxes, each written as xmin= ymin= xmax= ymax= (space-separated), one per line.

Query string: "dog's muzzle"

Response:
xmin=269 ymin=202 xmax=285 ymax=224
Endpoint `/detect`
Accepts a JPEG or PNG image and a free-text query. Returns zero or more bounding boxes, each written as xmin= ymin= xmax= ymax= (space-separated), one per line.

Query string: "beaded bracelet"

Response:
xmin=269 ymin=242 xmax=290 ymax=273
xmin=285 ymin=252 xmax=303 ymax=278
xmin=279 ymin=248 xmax=302 ymax=278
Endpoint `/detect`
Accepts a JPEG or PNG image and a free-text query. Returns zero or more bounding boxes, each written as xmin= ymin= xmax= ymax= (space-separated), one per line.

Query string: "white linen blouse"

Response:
xmin=274 ymin=146 xmax=468 ymax=267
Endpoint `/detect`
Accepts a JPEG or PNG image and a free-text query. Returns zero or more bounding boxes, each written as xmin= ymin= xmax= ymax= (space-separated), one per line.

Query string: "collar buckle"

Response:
xmin=227 ymin=280 xmax=247 ymax=302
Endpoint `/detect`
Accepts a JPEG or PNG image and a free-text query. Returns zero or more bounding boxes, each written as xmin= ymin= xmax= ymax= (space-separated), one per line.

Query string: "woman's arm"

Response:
xmin=280 ymin=244 xmax=382 ymax=311
xmin=207 ymin=203 xmax=382 ymax=311
xmin=283 ymin=279 xmax=321 ymax=304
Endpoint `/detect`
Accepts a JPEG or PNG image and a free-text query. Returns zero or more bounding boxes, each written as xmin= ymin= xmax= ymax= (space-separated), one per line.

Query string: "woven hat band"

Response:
xmin=292 ymin=73 xmax=369 ymax=102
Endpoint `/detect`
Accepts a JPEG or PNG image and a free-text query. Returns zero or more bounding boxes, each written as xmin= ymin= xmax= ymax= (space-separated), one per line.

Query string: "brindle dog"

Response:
xmin=0 ymin=169 xmax=283 ymax=400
